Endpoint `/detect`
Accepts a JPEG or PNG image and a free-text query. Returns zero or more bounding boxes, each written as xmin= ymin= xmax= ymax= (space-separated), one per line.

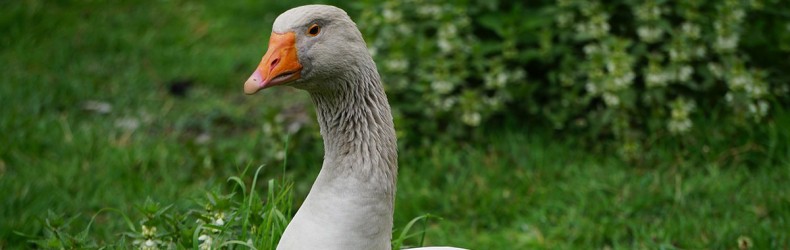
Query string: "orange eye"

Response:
xmin=307 ymin=24 xmax=321 ymax=36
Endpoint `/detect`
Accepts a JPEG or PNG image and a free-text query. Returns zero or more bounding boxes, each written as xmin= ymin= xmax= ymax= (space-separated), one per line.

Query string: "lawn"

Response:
xmin=1 ymin=1 xmax=788 ymax=249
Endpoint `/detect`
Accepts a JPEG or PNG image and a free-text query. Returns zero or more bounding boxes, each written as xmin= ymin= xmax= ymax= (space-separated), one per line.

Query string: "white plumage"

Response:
xmin=244 ymin=5 xmax=466 ymax=250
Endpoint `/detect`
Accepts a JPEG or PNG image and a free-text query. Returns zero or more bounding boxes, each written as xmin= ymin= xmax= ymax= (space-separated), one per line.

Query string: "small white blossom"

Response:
xmin=744 ymin=82 xmax=767 ymax=98
xmin=396 ymin=24 xmax=412 ymax=35
xmin=732 ymin=9 xmax=746 ymax=21
xmin=694 ymin=46 xmax=707 ymax=58
xmin=729 ymin=73 xmax=751 ymax=90
xmin=417 ymin=5 xmax=442 ymax=17
xmin=461 ymin=112 xmax=481 ymax=126
xmin=440 ymin=97 xmax=457 ymax=111
xmin=678 ymin=65 xmax=694 ymax=82
xmin=669 ymin=46 xmax=689 ymax=62
xmin=82 ymin=100 xmax=112 ymax=114
xmin=437 ymin=38 xmax=453 ymax=53
xmin=485 ymin=72 xmax=508 ymax=89
xmin=637 ymin=26 xmax=663 ymax=42
xmin=613 ymin=72 xmax=635 ymax=88
xmin=748 ymin=100 xmax=769 ymax=119
xmin=385 ymin=58 xmax=408 ymax=72
xmin=583 ymin=43 xmax=599 ymax=56
xmin=198 ymin=234 xmax=213 ymax=250
xmin=708 ymin=63 xmax=723 ymax=79
xmin=556 ymin=12 xmax=574 ymax=28
xmin=142 ymin=225 xmax=156 ymax=238
xmin=646 ymin=72 xmax=662 ymax=87
xmin=382 ymin=8 xmax=401 ymax=23
xmin=715 ymin=35 xmax=739 ymax=51
xmin=668 ymin=118 xmax=692 ymax=134
xmin=585 ymin=82 xmax=598 ymax=94
xmin=681 ymin=22 xmax=701 ymax=39
xmin=141 ymin=239 xmax=158 ymax=250
xmin=668 ymin=98 xmax=695 ymax=134
xmin=603 ymin=92 xmax=620 ymax=106
xmin=115 ymin=117 xmax=140 ymax=131
xmin=431 ymin=80 xmax=454 ymax=94
xmin=213 ymin=212 xmax=226 ymax=226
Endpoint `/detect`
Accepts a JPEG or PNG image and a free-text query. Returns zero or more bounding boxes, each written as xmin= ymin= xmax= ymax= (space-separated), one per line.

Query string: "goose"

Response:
xmin=243 ymin=4 xmax=466 ymax=250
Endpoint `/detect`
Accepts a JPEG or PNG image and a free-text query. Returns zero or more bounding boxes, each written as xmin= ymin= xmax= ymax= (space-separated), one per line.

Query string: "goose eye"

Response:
xmin=307 ymin=24 xmax=321 ymax=36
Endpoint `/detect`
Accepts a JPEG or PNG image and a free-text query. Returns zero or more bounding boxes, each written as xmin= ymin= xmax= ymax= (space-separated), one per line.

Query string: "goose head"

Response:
xmin=243 ymin=5 xmax=371 ymax=94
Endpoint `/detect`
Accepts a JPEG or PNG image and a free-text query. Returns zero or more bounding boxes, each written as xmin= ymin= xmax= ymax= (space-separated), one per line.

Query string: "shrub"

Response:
xmin=357 ymin=0 xmax=789 ymax=154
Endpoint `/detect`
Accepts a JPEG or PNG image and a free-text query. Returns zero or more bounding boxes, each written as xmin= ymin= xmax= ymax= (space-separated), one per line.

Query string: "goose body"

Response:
xmin=243 ymin=5 xmax=465 ymax=250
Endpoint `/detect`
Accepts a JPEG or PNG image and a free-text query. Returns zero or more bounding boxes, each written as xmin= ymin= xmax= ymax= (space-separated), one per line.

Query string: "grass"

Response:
xmin=1 ymin=1 xmax=789 ymax=249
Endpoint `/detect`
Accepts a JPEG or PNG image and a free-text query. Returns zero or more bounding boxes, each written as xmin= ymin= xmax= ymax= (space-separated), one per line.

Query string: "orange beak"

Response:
xmin=244 ymin=32 xmax=303 ymax=94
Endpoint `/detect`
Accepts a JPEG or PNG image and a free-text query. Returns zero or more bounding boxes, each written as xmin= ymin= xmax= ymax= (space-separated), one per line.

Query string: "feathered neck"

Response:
xmin=307 ymin=63 xmax=398 ymax=195
xmin=277 ymin=59 xmax=398 ymax=250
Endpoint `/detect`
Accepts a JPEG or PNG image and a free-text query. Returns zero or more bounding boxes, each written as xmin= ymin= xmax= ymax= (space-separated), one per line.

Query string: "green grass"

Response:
xmin=1 ymin=1 xmax=789 ymax=249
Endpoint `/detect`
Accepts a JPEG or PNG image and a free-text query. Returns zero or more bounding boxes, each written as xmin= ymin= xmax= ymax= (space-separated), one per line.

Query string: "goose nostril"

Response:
xmin=270 ymin=58 xmax=280 ymax=69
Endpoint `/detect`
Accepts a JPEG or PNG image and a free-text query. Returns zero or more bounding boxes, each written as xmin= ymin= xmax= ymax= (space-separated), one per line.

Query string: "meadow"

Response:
xmin=1 ymin=1 xmax=788 ymax=249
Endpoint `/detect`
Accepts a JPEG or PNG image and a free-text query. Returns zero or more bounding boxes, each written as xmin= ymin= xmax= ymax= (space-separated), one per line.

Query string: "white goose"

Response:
xmin=243 ymin=4 xmax=465 ymax=250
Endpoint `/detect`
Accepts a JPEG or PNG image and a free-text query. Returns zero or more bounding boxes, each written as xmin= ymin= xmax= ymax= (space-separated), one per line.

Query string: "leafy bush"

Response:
xmin=357 ymin=0 xmax=789 ymax=153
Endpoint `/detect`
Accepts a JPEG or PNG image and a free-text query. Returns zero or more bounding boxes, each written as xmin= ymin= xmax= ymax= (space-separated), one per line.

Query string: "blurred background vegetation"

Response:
xmin=1 ymin=0 xmax=788 ymax=249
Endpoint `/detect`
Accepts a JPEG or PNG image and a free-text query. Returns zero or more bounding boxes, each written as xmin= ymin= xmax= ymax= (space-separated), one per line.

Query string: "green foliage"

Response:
xmin=2 ymin=1 xmax=789 ymax=249
xmin=358 ymin=0 xmax=790 ymax=153
xmin=25 ymin=167 xmax=295 ymax=249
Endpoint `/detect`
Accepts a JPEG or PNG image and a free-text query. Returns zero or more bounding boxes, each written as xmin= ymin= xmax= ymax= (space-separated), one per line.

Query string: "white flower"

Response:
xmin=437 ymin=38 xmax=453 ymax=53
xmin=744 ymin=82 xmax=767 ymax=98
xmin=758 ymin=100 xmax=769 ymax=116
xmin=213 ymin=212 xmax=226 ymax=226
xmin=115 ymin=117 xmax=140 ymax=131
xmin=732 ymin=9 xmax=746 ymax=21
xmin=396 ymin=24 xmax=412 ymax=35
xmin=556 ymin=12 xmax=573 ymax=27
xmin=385 ymin=58 xmax=408 ymax=72
xmin=715 ymin=35 xmax=739 ymax=51
xmin=748 ymin=100 xmax=769 ymax=118
xmin=646 ymin=71 xmax=668 ymax=87
xmin=417 ymin=5 xmax=442 ymax=17
xmin=142 ymin=226 xmax=157 ymax=238
xmin=439 ymin=24 xmax=458 ymax=38
xmin=681 ymin=22 xmax=701 ymax=39
xmin=585 ymin=82 xmax=598 ymax=94
xmin=82 ymin=100 xmax=112 ymax=114
xmin=139 ymin=239 xmax=159 ymax=250
xmin=668 ymin=118 xmax=692 ymax=134
xmin=729 ymin=74 xmax=751 ymax=90
xmin=613 ymin=72 xmax=635 ymax=88
xmin=484 ymin=71 xmax=509 ymax=89
xmin=431 ymin=80 xmax=454 ymax=94
xmin=637 ymin=26 xmax=663 ymax=42
xmin=694 ymin=46 xmax=707 ymax=58
xmin=483 ymin=96 xmax=500 ymax=109
xmin=461 ymin=112 xmax=481 ymax=126
xmin=198 ymin=234 xmax=213 ymax=250
xmin=583 ymin=44 xmax=598 ymax=56
xmin=382 ymin=8 xmax=401 ymax=23
xmin=603 ymin=92 xmax=620 ymax=106
xmin=634 ymin=4 xmax=662 ymax=21
xmin=678 ymin=65 xmax=694 ymax=82
xmin=440 ymin=97 xmax=457 ymax=111
xmin=669 ymin=46 xmax=688 ymax=62
xmin=708 ymin=63 xmax=723 ymax=79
